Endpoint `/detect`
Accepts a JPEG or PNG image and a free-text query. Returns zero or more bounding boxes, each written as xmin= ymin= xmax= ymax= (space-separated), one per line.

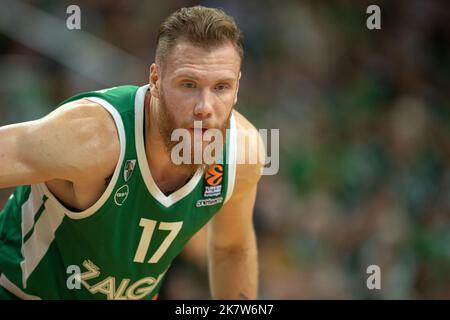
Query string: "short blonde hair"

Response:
xmin=155 ymin=6 xmax=244 ymax=66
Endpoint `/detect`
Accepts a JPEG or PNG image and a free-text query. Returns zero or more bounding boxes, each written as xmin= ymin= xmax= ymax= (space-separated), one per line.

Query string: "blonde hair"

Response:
xmin=155 ymin=6 xmax=243 ymax=66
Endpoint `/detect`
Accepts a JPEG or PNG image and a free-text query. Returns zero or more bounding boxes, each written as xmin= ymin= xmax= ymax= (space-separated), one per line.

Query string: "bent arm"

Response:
xmin=0 ymin=121 xmax=38 ymax=188
xmin=0 ymin=100 xmax=119 ymax=189
xmin=206 ymin=112 xmax=265 ymax=300
xmin=207 ymin=181 xmax=259 ymax=300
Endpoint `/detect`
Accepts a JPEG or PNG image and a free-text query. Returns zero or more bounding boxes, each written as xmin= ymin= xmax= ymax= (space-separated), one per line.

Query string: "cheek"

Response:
xmin=219 ymin=91 xmax=236 ymax=106
xmin=216 ymin=93 xmax=235 ymax=114
xmin=164 ymin=89 xmax=194 ymax=113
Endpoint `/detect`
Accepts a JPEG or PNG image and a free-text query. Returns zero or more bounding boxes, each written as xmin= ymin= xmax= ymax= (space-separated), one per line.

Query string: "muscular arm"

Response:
xmin=207 ymin=112 xmax=264 ymax=300
xmin=0 ymin=99 xmax=119 ymax=189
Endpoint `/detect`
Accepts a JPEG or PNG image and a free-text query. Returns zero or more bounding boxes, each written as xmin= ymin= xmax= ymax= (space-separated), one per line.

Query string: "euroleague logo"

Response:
xmin=205 ymin=164 xmax=223 ymax=186
xmin=202 ymin=164 xmax=223 ymax=199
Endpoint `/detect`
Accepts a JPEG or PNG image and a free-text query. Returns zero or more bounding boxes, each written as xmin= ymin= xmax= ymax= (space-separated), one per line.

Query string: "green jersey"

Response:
xmin=0 ymin=85 xmax=237 ymax=299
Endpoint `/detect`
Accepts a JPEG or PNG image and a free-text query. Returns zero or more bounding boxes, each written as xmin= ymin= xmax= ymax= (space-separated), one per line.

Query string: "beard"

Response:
xmin=153 ymin=87 xmax=231 ymax=174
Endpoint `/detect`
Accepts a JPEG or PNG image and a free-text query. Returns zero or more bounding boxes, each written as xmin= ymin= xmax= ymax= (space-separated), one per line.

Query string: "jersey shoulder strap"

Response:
xmin=57 ymin=85 xmax=138 ymax=114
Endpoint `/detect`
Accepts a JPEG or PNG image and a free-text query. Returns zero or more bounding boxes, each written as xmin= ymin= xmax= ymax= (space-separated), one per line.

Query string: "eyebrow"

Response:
xmin=174 ymin=73 xmax=237 ymax=83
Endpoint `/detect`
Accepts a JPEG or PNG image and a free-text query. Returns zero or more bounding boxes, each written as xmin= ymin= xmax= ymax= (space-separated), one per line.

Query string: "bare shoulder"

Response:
xmin=232 ymin=110 xmax=265 ymax=189
xmin=54 ymin=98 xmax=119 ymax=151
xmin=35 ymin=98 xmax=120 ymax=183
xmin=233 ymin=110 xmax=258 ymax=132
xmin=0 ymin=98 xmax=120 ymax=189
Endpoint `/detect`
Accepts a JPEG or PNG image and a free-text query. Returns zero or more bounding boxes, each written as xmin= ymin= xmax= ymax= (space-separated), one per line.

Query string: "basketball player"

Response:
xmin=0 ymin=6 xmax=264 ymax=300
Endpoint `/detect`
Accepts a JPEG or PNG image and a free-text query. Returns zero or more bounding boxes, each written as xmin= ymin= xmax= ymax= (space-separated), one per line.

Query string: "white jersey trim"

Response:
xmin=224 ymin=113 xmax=237 ymax=204
xmin=20 ymin=185 xmax=65 ymax=288
xmin=21 ymin=187 xmax=43 ymax=244
xmin=0 ymin=274 xmax=41 ymax=300
xmin=36 ymin=97 xmax=126 ymax=220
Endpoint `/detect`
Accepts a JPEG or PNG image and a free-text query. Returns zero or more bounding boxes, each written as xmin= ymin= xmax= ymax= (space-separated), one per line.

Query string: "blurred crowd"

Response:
xmin=1 ymin=0 xmax=449 ymax=299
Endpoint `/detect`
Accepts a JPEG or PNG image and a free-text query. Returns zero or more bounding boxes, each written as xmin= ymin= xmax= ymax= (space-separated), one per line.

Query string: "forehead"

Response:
xmin=163 ymin=41 xmax=241 ymax=79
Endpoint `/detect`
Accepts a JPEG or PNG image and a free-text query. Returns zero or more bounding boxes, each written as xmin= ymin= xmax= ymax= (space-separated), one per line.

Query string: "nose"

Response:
xmin=193 ymin=88 xmax=214 ymax=119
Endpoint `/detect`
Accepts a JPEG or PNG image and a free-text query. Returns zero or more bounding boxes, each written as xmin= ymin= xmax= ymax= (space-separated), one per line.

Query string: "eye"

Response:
xmin=215 ymin=83 xmax=229 ymax=91
xmin=182 ymin=82 xmax=196 ymax=89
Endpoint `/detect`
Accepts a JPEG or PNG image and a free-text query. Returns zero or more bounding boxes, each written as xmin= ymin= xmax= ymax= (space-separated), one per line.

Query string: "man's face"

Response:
xmin=150 ymin=40 xmax=241 ymax=160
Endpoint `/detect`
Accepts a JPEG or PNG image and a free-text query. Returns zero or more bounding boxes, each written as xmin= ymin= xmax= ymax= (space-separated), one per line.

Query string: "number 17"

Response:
xmin=133 ymin=218 xmax=183 ymax=264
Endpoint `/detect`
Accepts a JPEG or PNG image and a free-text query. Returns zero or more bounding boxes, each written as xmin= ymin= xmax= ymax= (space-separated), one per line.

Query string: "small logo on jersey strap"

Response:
xmin=114 ymin=185 xmax=129 ymax=206
xmin=124 ymin=159 xmax=137 ymax=182
xmin=205 ymin=164 xmax=223 ymax=186
xmin=204 ymin=185 xmax=222 ymax=197
xmin=196 ymin=197 xmax=223 ymax=207
xmin=203 ymin=164 xmax=223 ymax=197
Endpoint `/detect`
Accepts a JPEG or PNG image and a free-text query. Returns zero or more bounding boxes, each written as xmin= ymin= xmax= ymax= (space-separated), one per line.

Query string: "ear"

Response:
xmin=234 ymin=71 xmax=241 ymax=105
xmin=149 ymin=63 xmax=160 ymax=99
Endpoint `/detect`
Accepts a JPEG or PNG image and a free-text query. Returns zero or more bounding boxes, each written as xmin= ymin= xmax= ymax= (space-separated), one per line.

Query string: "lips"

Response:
xmin=189 ymin=127 xmax=209 ymax=133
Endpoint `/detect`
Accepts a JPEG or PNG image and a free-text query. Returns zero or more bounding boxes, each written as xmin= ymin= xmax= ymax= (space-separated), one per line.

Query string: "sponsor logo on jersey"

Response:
xmin=204 ymin=185 xmax=222 ymax=197
xmin=75 ymin=259 xmax=166 ymax=300
xmin=205 ymin=164 xmax=223 ymax=186
xmin=196 ymin=197 xmax=223 ymax=207
xmin=203 ymin=164 xmax=223 ymax=197
xmin=114 ymin=184 xmax=129 ymax=206
xmin=123 ymin=159 xmax=137 ymax=182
